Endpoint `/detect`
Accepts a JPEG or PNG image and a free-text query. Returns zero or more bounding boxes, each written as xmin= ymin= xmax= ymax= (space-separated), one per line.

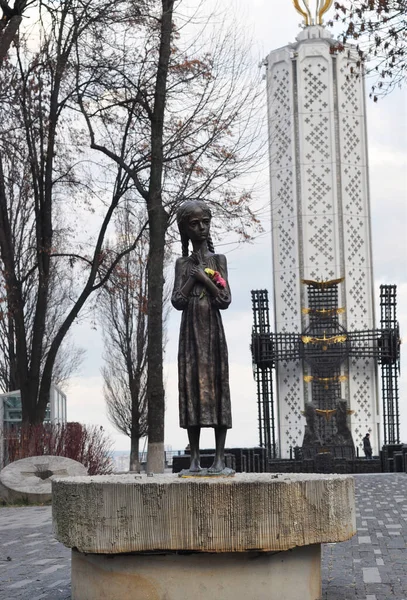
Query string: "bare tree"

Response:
xmin=0 ymin=0 xmax=148 ymax=422
xmin=0 ymin=62 xmax=84 ymax=394
xmin=331 ymin=0 xmax=407 ymax=99
xmin=0 ymin=0 xmax=35 ymax=62
xmin=100 ymin=208 xmax=149 ymax=472
xmin=0 ymin=154 xmax=85 ymax=393
xmin=76 ymin=1 xmax=265 ymax=471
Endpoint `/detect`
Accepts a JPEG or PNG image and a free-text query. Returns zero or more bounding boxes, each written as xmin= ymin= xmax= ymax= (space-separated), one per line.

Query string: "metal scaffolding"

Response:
xmin=380 ymin=285 xmax=401 ymax=444
xmin=251 ymin=283 xmax=401 ymax=456
xmin=251 ymin=290 xmax=276 ymax=458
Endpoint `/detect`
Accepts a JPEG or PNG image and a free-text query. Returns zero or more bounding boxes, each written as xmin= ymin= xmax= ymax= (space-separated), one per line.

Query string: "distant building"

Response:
xmin=0 ymin=385 xmax=67 ymax=427
xmin=112 ymin=453 xmax=130 ymax=473
xmin=0 ymin=385 xmax=67 ymax=467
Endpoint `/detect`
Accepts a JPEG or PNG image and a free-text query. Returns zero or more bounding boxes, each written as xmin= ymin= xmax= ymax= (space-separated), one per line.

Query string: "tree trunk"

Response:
xmin=129 ymin=371 xmax=142 ymax=473
xmin=146 ymin=212 xmax=167 ymax=473
xmin=0 ymin=16 xmax=22 ymax=63
xmin=129 ymin=435 xmax=140 ymax=473
xmin=146 ymin=0 xmax=173 ymax=474
xmin=0 ymin=156 xmax=31 ymax=419
xmin=7 ymin=315 xmax=18 ymax=391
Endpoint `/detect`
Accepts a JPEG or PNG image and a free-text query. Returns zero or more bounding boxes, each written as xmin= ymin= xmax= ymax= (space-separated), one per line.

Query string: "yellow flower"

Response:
xmin=204 ymin=268 xmax=215 ymax=276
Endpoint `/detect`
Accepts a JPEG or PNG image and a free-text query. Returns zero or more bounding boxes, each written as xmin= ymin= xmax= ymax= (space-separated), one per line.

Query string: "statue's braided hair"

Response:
xmin=207 ymin=233 xmax=215 ymax=254
xmin=181 ymin=234 xmax=189 ymax=258
xmin=176 ymin=200 xmax=214 ymax=257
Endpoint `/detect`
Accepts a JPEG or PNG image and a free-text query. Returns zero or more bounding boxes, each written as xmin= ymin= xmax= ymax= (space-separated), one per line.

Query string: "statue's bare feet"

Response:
xmin=208 ymin=458 xmax=225 ymax=473
xmin=189 ymin=458 xmax=202 ymax=472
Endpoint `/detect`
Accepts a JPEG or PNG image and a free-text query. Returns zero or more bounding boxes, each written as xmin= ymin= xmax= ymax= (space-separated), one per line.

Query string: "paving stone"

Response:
xmin=39 ymin=565 xmax=67 ymax=575
xmin=363 ymin=567 xmax=382 ymax=583
xmin=7 ymin=579 xmax=35 ymax=589
xmin=359 ymin=536 xmax=372 ymax=543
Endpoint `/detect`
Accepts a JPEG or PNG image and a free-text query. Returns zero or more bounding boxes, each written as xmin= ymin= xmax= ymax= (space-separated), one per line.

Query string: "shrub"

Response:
xmin=2 ymin=422 xmax=113 ymax=474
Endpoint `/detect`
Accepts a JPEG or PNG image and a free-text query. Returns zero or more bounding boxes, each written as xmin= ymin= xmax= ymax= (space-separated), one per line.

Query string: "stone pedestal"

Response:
xmin=53 ymin=473 xmax=356 ymax=600
xmin=71 ymin=545 xmax=321 ymax=600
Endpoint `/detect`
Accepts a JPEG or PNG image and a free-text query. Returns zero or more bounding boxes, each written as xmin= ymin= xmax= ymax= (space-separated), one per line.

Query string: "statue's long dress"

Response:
xmin=171 ymin=253 xmax=232 ymax=429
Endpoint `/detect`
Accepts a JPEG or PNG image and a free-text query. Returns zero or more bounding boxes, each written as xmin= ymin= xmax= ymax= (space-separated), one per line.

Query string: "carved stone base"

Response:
xmin=71 ymin=545 xmax=322 ymax=600
xmin=53 ymin=473 xmax=356 ymax=600
xmin=53 ymin=473 xmax=355 ymax=554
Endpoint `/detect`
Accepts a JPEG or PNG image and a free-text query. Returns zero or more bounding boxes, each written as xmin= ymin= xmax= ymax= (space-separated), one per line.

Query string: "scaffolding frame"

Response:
xmin=251 ymin=290 xmax=276 ymax=458
xmin=380 ymin=285 xmax=401 ymax=444
xmin=251 ymin=284 xmax=401 ymax=456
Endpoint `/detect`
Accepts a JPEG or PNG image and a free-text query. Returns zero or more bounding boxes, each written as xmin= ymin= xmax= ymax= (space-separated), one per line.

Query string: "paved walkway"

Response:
xmin=0 ymin=474 xmax=406 ymax=599
xmin=0 ymin=505 xmax=70 ymax=600
xmin=322 ymin=473 xmax=407 ymax=599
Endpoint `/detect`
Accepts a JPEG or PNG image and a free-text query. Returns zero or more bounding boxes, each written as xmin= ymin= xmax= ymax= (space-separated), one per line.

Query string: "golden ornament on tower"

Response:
xmin=292 ymin=0 xmax=334 ymax=26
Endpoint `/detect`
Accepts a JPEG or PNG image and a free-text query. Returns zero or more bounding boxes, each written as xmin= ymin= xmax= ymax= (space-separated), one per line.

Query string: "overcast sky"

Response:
xmin=66 ymin=0 xmax=407 ymax=454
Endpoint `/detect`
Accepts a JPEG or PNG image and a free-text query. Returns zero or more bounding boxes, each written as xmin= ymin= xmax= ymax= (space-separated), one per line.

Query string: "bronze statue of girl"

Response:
xmin=172 ymin=200 xmax=232 ymax=474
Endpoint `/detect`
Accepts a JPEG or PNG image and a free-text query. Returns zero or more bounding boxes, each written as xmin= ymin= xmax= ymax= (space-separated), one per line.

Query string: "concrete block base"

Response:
xmin=53 ymin=473 xmax=355 ymax=553
xmin=71 ymin=544 xmax=321 ymax=600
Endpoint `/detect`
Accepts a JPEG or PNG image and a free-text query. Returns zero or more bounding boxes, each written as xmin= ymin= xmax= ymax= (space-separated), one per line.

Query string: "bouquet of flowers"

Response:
xmin=204 ymin=268 xmax=226 ymax=289
xmin=198 ymin=268 xmax=226 ymax=300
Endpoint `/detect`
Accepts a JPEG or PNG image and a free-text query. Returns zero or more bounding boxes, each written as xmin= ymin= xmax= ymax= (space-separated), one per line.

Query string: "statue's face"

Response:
xmin=185 ymin=207 xmax=211 ymax=243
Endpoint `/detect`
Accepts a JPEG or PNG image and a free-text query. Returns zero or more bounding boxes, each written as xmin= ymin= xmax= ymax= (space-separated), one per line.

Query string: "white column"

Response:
xmin=336 ymin=53 xmax=379 ymax=453
xmin=267 ymin=48 xmax=304 ymax=456
xmin=266 ymin=27 xmax=379 ymax=456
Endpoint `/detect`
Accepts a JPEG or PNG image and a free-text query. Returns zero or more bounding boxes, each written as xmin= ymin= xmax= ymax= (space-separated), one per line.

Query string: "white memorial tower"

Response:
xmin=266 ymin=1 xmax=379 ymax=457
